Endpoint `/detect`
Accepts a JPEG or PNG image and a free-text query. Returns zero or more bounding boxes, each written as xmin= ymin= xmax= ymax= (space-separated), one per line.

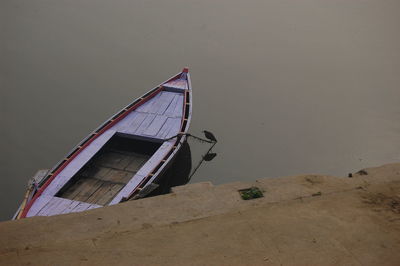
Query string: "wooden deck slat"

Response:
xmin=163 ymin=94 xmax=180 ymax=117
xmin=70 ymin=202 xmax=99 ymax=213
xmin=172 ymin=94 xmax=184 ymax=118
xmin=81 ymin=166 xmax=111 ymax=180
xmin=135 ymin=114 xmax=156 ymax=135
xmin=37 ymin=196 xmax=75 ymax=216
xmin=164 ymin=79 xmax=188 ymax=90
xmin=135 ymin=93 xmax=162 ymax=113
xmin=156 ymin=117 xmax=181 ymax=139
xmin=36 ymin=197 xmax=63 ymax=216
xmin=71 ymin=179 xmax=104 ymax=202
xmin=163 ymin=118 xmax=182 ymax=139
xmin=26 ymin=195 xmax=53 ymax=217
xmin=44 ymin=198 xmax=73 ymax=216
xmin=155 ymin=92 xmax=177 ymax=115
xmin=95 ymin=151 xmax=142 ymax=171
xmin=99 ymin=169 xmax=133 ymax=184
xmin=95 ymin=184 xmax=123 ymax=205
xmin=140 ymin=91 xmax=170 ymax=115
xmin=143 ymin=115 xmax=168 ymax=136
xmin=135 ymin=140 xmax=174 ymax=177
xmin=112 ymin=112 xmax=140 ymax=132
xmin=69 ymin=202 xmax=87 ymax=213
xmin=164 ymin=93 xmax=183 ymax=118
xmin=109 ymin=140 xmax=175 ymax=205
xmin=60 ymin=178 xmax=85 ymax=199
xmin=96 ymin=152 xmax=125 ymax=169
xmin=42 ymin=130 xmax=116 ymax=196
xmin=86 ymin=204 xmax=102 ymax=210
xmin=32 ymin=196 xmax=102 ymax=216
xmin=108 ymin=174 xmax=147 ymax=205
xmin=86 ymin=182 xmax=124 ymax=205
xmin=85 ymin=182 xmax=115 ymax=204
xmin=124 ymin=155 xmax=148 ymax=172
xmin=60 ymin=201 xmax=81 ymax=214
xmin=42 ymin=175 xmax=70 ymax=196
xmin=118 ymin=112 xmax=148 ymax=134
xmin=111 ymin=91 xmax=182 ymax=139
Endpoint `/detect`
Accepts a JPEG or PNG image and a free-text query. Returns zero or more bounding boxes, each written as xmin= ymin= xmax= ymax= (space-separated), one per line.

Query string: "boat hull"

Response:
xmin=15 ymin=68 xmax=192 ymax=219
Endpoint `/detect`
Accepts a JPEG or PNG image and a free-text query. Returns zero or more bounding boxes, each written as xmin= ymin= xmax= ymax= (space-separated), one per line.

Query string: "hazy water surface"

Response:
xmin=1 ymin=0 xmax=400 ymax=220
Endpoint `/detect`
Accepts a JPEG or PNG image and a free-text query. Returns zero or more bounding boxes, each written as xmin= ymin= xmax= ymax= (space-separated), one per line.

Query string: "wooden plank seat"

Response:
xmin=27 ymin=195 xmax=101 ymax=217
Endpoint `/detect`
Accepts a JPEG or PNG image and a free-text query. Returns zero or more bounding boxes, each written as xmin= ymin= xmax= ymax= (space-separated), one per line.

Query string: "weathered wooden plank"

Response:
xmin=43 ymin=197 xmax=73 ymax=216
xmin=86 ymin=182 xmax=117 ymax=204
xmin=133 ymin=92 xmax=176 ymax=115
xmin=95 ymin=184 xmax=124 ymax=205
xmin=155 ymin=117 xmax=181 ymax=139
xmin=59 ymin=178 xmax=85 ymax=199
xmin=116 ymin=112 xmax=148 ymax=135
xmin=135 ymin=93 xmax=162 ymax=113
xmin=155 ymin=92 xmax=177 ymax=115
xmin=125 ymin=155 xmax=149 ymax=172
xmin=37 ymin=197 xmax=83 ymax=216
xmin=113 ymin=92 xmax=177 ymax=134
xmin=98 ymin=169 xmax=133 ymax=184
xmin=96 ymin=152 xmax=125 ymax=169
xmin=58 ymin=177 xmax=87 ymax=200
xmin=164 ymin=79 xmax=188 ymax=90
xmin=142 ymin=92 xmax=170 ymax=115
xmin=70 ymin=202 xmax=95 ymax=213
xmin=81 ymin=166 xmax=111 ymax=179
xmin=135 ymin=114 xmax=156 ymax=135
xmin=156 ymin=117 xmax=181 ymax=139
xmin=164 ymin=94 xmax=180 ymax=117
xmin=113 ymin=92 xmax=181 ymax=137
xmin=109 ymin=140 xmax=175 ymax=205
xmin=26 ymin=195 xmax=53 ymax=217
xmin=96 ymin=152 xmax=137 ymax=171
xmin=112 ymin=155 xmax=136 ymax=170
xmin=108 ymin=174 xmax=147 ymax=205
xmin=80 ymin=129 xmax=116 ymax=156
xmin=36 ymin=196 xmax=101 ymax=216
xmin=143 ymin=115 xmax=168 ymax=136
xmin=42 ymin=130 xmax=116 ymax=197
xmin=86 ymin=204 xmax=101 ymax=210
xmin=135 ymin=140 xmax=174 ymax=177
xmin=69 ymin=202 xmax=85 ymax=213
xmin=111 ymin=111 xmax=139 ymax=132
xmin=42 ymin=175 xmax=70 ymax=196
xmin=36 ymin=197 xmax=62 ymax=216
xmin=171 ymin=94 xmax=184 ymax=118
xmin=60 ymin=200 xmax=81 ymax=214
xmin=71 ymin=179 xmax=104 ymax=202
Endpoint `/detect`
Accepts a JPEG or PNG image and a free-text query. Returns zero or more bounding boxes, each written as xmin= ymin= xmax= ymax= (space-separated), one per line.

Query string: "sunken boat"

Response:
xmin=14 ymin=68 xmax=192 ymax=219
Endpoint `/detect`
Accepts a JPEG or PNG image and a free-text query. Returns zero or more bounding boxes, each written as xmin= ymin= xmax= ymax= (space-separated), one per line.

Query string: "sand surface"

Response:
xmin=1 ymin=163 xmax=399 ymax=265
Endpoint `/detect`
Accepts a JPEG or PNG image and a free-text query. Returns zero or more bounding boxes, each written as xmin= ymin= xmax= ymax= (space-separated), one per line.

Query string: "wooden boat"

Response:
xmin=15 ymin=68 xmax=192 ymax=219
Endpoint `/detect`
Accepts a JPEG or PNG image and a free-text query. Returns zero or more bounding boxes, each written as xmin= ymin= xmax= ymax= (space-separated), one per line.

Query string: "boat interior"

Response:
xmin=56 ymin=135 xmax=161 ymax=205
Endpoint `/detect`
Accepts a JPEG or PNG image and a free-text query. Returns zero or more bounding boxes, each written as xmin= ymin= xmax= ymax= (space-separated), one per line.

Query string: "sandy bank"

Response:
xmin=1 ymin=163 xmax=400 ymax=265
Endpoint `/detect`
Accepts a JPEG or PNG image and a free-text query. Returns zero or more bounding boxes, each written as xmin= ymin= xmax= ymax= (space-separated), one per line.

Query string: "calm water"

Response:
xmin=1 ymin=0 xmax=400 ymax=221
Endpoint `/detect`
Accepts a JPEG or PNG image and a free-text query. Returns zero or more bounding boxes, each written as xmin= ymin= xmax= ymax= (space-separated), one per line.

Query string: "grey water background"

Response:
xmin=1 ymin=0 xmax=399 ymax=221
